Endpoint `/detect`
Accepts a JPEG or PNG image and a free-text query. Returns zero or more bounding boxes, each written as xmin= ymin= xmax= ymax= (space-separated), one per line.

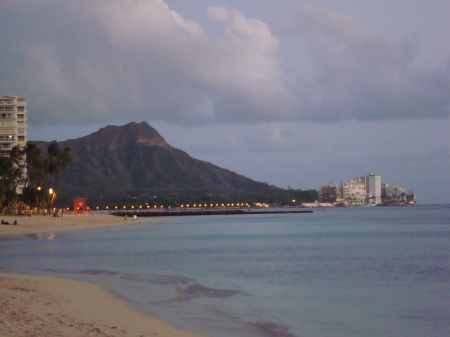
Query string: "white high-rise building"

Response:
xmin=367 ymin=174 xmax=381 ymax=204
xmin=342 ymin=179 xmax=367 ymax=205
xmin=0 ymin=95 xmax=28 ymax=193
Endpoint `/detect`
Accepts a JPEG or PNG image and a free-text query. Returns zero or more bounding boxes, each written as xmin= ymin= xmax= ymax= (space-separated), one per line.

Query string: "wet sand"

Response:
xmin=1 ymin=214 xmax=208 ymax=337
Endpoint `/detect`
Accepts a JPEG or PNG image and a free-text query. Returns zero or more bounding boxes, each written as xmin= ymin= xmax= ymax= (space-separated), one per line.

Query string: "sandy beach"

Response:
xmin=0 ymin=214 xmax=208 ymax=337
xmin=0 ymin=213 xmax=153 ymax=236
xmin=0 ymin=273 xmax=208 ymax=337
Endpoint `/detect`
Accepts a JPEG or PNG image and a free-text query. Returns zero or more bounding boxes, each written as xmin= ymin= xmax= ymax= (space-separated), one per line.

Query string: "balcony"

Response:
xmin=0 ymin=114 xmax=14 ymax=120
xmin=1 ymin=143 xmax=12 ymax=149
xmin=0 ymin=136 xmax=15 ymax=142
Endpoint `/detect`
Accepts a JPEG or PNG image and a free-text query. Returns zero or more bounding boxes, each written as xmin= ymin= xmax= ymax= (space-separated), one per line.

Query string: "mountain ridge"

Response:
xmin=32 ymin=121 xmax=309 ymax=206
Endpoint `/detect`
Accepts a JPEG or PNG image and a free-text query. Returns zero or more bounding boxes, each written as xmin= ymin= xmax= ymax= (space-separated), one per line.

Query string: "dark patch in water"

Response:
xmin=0 ymin=233 xmax=44 ymax=241
xmin=121 ymin=273 xmax=194 ymax=285
xmin=248 ymin=321 xmax=298 ymax=337
xmin=175 ymin=284 xmax=241 ymax=301
xmin=148 ymin=283 xmax=242 ymax=304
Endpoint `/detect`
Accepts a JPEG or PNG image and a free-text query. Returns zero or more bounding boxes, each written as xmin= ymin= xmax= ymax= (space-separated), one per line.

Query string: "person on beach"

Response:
xmin=13 ymin=220 xmax=17 ymax=225
xmin=124 ymin=214 xmax=128 ymax=222
xmin=133 ymin=214 xmax=137 ymax=223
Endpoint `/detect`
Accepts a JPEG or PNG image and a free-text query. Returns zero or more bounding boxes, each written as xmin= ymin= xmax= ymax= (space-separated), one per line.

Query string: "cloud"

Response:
xmin=272 ymin=5 xmax=450 ymax=121
xmin=1 ymin=0 xmax=293 ymax=126
xmin=0 ymin=1 xmax=449 ymax=128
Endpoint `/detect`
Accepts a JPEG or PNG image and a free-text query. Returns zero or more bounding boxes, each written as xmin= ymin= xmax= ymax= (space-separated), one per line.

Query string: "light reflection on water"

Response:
xmin=35 ymin=232 xmax=58 ymax=240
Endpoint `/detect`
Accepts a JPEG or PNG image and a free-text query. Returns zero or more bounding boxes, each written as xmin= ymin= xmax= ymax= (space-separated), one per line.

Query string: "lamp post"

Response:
xmin=48 ymin=188 xmax=56 ymax=213
xmin=34 ymin=186 xmax=42 ymax=210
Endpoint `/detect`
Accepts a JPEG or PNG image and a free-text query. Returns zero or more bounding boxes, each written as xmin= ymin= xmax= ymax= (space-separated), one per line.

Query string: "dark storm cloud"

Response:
xmin=1 ymin=1 xmax=449 ymax=127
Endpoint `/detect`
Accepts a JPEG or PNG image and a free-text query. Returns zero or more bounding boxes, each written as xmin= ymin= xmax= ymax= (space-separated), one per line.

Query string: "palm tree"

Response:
xmin=24 ymin=143 xmax=45 ymax=188
xmin=18 ymin=142 xmax=73 ymax=211
xmin=0 ymin=156 xmax=21 ymax=212
xmin=9 ymin=145 xmax=30 ymax=193
xmin=19 ymin=143 xmax=46 ymax=209
xmin=46 ymin=142 xmax=74 ymax=210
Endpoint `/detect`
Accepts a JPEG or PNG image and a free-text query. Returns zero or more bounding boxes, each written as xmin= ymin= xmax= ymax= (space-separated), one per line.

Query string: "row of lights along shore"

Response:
xmin=53 ymin=202 xmax=300 ymax=212
xmin=78 ymin=203 xmax=252 ymax=211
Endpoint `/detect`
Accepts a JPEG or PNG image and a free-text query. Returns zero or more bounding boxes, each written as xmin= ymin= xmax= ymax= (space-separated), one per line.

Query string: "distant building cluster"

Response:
xmin=318 ymin=174 xmax=416 ymax=206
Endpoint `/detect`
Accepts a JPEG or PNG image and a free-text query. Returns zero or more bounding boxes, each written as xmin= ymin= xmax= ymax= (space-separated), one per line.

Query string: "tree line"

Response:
xmin=56 ymin=187 xmax=319 ymax=210
xmin=0 ymin=142 xmax=73 ymax=213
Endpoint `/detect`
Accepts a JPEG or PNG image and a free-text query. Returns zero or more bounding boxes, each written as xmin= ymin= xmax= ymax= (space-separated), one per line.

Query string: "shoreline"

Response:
xmin=0 ymin=273 xmax=208 ymax=337
xmin=0 ymin=214 xmax=209 ymax=337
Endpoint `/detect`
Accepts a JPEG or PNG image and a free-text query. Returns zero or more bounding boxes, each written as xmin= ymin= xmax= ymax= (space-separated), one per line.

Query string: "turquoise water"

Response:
xmin=1 ymin=205 xmax=449 ymax=337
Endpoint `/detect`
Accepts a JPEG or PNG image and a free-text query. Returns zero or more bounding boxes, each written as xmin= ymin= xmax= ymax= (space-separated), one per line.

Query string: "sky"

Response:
xmin=1 ymin=0 xmax=449 ymax=204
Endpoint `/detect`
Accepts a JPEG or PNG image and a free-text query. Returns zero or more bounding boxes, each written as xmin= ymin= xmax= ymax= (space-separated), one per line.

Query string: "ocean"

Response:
xmin=1 ymin=205 xmax=449 ymax=337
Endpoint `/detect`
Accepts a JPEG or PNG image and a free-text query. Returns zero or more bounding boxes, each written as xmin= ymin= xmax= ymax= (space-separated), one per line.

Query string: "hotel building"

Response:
xmin=0 ymin=95 xmax=27 ymax=193
xmin=318 ymin=174 xmax=407 ymax=206
xmin=367 ymin=174 xmax=382 ymax=205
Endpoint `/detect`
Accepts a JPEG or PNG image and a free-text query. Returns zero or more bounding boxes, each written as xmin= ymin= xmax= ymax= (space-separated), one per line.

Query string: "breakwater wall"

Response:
xmin=112 ymin=209 xmax=313 ymax=217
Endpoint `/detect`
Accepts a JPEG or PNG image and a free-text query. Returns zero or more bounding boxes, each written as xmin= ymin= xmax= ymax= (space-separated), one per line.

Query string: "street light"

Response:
xmin=47 ymin=188 xmax=56 ymax=211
